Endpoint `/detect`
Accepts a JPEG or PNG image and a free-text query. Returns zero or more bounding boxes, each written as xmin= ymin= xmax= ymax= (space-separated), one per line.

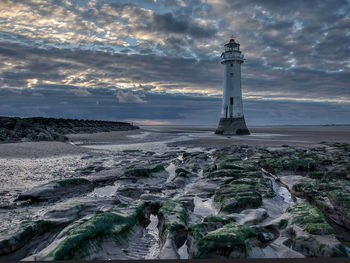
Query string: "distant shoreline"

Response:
xmin=0 ymin=116 xmax=138 ymax=143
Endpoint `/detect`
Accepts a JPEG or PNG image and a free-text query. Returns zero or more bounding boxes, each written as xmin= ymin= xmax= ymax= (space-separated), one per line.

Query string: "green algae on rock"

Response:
xmin=44 ymin=202 xmax=150 ymax=260
xmin=286 ymin=204 xmax=334 ymax=235
xmin=0 ymin=220 xmax=54 ymax=255
xmin=259 ymin=157 xmax=319 ymax=174
xmin=175 ymin=168 xmax=191 ymax=178
xmin=213 ymin=174 xmax=274 ymax=213
xmin=189 ymin=222 xmax=257 ymax=259
xmin=293 ymin=178 xmax=350 ymax=230
xmin=158 ymin=200 xmax=187 ymax=243
xmin=284 ymin=204 xmax=347 ymax=257
xmin=157 ymin=200 xmax=188 ymax=259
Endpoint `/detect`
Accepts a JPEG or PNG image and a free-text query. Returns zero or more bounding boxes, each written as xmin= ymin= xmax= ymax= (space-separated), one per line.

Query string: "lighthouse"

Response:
xmin=215 ymin=38 xmax=250 ymax=135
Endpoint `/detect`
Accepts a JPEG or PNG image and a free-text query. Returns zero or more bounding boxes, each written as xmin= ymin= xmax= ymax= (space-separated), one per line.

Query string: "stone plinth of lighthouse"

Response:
xmin=215 ymin=38 xmax=250 ymax=135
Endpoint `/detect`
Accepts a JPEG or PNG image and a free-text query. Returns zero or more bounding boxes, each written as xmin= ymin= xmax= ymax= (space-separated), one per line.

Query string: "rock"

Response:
xmin=140 ymin=194 xmax=166 ymax=201
xmin=207 ymin=169 xmax=243 ymax=178
xmin=213 ymin=184 xmax=263 ymax=213
xmin=0 ymin=116 xmax=138 ymax=143
xmin=189 ymin=222 xmax=257 ymax=259
xmin=229 ymin=208 xmax=268 ymax=226
xmin=43 ymin=199 xmax=118 ymax=224
xmin=172 ymin=176 xmax=186 ymax=188
xmin=284 ymin=204 xmax=347 ymax=257
xmin=186 ymin=180 xmax=218 ymax=198
xmin=286 ymin=204 xmax=334 ymax=235
xmin=203 ymin=215 xmax=235 ymax=225
xmin=175 ymin=168 xmax=191 ymax=178
xmin=157 ymin=200 xmax=188 ymax=259
xmin=259 ymin=157 xmax=319 ymax=174
xmin=124 ymin=164 xmax=165 ymax=177
xmin=42 ymin=202 xmax=150 ymax=260
xmin=16 ymin=178 xmax=93 ymax=202
xmin=0 ymin=220 xmax=55 ymax=255
xmin=258 ymin=232 xmax=275 ymax=243
xmin=37 ymin=132 xmax=53 ymax=141
xmin=117 ymin=185 xmax=144 ymax=199
xmin=293 ymin=178 xmax=350 ymax=230
xmin=202 ymin=163 xmax=217 ymax=176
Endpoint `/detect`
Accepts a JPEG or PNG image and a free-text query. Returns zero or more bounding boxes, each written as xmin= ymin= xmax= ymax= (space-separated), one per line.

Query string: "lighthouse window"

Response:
xmin=230 ymin=73 xmax=233 ymax=77
xmin=230 ymin=64 xmax=233 ymax=67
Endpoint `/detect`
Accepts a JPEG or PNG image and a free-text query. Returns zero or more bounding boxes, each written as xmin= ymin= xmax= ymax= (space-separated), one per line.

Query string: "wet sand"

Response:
xmin=68 ymin=125 xmax=350 ymax=148
xmin=0 ymin=125 xmax=349 ymax=260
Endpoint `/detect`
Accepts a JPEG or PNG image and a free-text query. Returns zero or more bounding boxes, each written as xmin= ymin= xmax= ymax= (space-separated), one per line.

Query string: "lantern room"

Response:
xmin=224 ymin=39 xmax=240 ymax=52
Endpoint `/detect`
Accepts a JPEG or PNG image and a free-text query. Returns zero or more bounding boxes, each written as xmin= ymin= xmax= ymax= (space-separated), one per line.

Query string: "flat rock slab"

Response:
xmin=16 ymin=178 xmax=93 ymax=202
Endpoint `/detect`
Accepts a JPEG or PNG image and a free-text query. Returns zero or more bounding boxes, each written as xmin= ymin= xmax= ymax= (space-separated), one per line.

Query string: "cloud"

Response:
xmin=0 ymin=0 xmax=349 ymax=124
xmin=115 ymin=90 xmax=147 ymax=103
xmin=70 ymin=88 xmax=92 ymax=97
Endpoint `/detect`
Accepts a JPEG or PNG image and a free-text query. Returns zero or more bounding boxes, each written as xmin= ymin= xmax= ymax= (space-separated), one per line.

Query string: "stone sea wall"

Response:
xmin=0 ymin=116 xmax=138 ymax=143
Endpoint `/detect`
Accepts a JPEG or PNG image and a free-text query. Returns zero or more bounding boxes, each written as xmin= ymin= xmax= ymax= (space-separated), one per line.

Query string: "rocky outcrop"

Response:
xmin=157 ymin=200 xmax=188 ymax=259
xmin=292 ymin=178 xmax=350 ymax=230
xmin=38 ymin=202 xmax=150 ymax=260
xmin=0 ymin=220 xmax=55 ymax=255
xmin=283 ymin=204 xmax=347 ymax=257
xmin=0 ymin=116 xmax=138 ymax=143
xmin=124 ymin=164 xmax=165 ymax=177
xmin=16 ymin=178 xmax=93 ymax=202
xmin=188 ymin=221 xmax=257 ymax=258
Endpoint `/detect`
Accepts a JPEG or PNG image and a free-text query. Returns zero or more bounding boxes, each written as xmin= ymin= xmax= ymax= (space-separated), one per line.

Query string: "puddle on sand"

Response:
xmin=178 ymin=241 xmax=189 ymax=259
xmin=145 ymin=214 xmax=160 ymax=259
xmin=127 ymin=132 xmax=151 ymax=139
xmin=83 ymin=141 xmax=172 ymax=154
xmin=193 ymin=196 xmax=216 ymax=218
xmin=165 ymin=163 xmax=176 ymax=184
xmin=88 ymin=181 xmax=120 ymax=198
xmin=262 ymin=176 xmax=298 ymax=221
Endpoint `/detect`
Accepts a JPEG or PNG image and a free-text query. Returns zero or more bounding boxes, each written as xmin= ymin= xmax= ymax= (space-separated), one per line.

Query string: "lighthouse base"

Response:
xmin=215 ymin=117 xmax=250 ymax=135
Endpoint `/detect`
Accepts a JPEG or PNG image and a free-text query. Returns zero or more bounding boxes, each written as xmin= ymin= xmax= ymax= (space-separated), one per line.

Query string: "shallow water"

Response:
xmin=88 ymin=181 xmax=120 ymax=198
xmin=193 ymin=196 xmax=216 ymax=218
xmin=145 ymin=215 xmax=160 ymax=259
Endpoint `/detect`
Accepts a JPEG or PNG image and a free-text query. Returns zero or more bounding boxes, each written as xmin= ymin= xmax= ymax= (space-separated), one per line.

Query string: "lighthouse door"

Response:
xmin=229 ymin=97 xmax=233 ymax=118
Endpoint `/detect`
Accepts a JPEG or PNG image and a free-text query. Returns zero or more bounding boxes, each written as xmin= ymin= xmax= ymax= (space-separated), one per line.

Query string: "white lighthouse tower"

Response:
xmin=215 ymin=38 xmax=250 ymax=135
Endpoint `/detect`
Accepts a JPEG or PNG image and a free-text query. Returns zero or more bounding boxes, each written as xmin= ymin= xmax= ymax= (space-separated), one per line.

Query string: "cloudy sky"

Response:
xmin=0 ymin=0 xmax=349 ymax=125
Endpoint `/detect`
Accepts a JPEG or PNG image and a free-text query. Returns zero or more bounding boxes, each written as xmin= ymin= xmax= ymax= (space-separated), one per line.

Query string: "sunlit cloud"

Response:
xmin=0 ymin=0 xmax=349 ymax=124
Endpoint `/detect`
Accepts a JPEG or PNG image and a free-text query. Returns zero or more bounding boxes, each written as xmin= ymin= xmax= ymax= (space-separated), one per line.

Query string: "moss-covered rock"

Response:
xmin=44 ymin=202 xmax=149 ymax=260
xmin=284 ymin=204 xmax=347 ymax=257
xmin=157 ymin=200 xmax=188 ymax=259
xmin=213 ymin=175 xmax=274 ymax=213
xmin=183 ymin=152 xmax=208 ymax=161
xmin=189 ymin=223 xmax=257 ymax=258
xmin=218 ymin=159 xmax=258 ymax=172
xmin=286 ymin=204 xmax=334 ymax=235
xmin=207 ymin=169 xmax=244 ymax=178
xmin=0 ymin=220 xmax=54 ymax=255
xmin=175 ymin=168 xmax=191 ymax=178
xmin=202 ymin=163 xmax=217 ymax=177
xmin=124 ymin=164 xmax=165 ymax=177
xmin=259 ymin=157 xmax=319 ymax=174
xmin=214 ymin=183 xmax=262 ymax=213
xmin=293 ymin=178 xmax=350 ymax=230
xmin=158 ymin=200 xmax=187 ymax=244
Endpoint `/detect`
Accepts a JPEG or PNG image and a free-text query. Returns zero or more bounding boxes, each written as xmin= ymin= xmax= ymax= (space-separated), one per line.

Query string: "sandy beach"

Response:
xmin=0 ymin=125 xmax=349 ymax=260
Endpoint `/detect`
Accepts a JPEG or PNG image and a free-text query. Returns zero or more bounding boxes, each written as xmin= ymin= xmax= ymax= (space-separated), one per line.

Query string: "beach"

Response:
xmin=0 ymin=125 xmax=349 ymax=260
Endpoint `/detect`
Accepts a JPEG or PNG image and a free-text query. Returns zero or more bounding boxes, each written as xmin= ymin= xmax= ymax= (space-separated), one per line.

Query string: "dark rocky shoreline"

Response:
xmin=0 ymin=127 xmax=349 ymax=260
xmin=0 ymin=116 xmax=138 ymax=143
